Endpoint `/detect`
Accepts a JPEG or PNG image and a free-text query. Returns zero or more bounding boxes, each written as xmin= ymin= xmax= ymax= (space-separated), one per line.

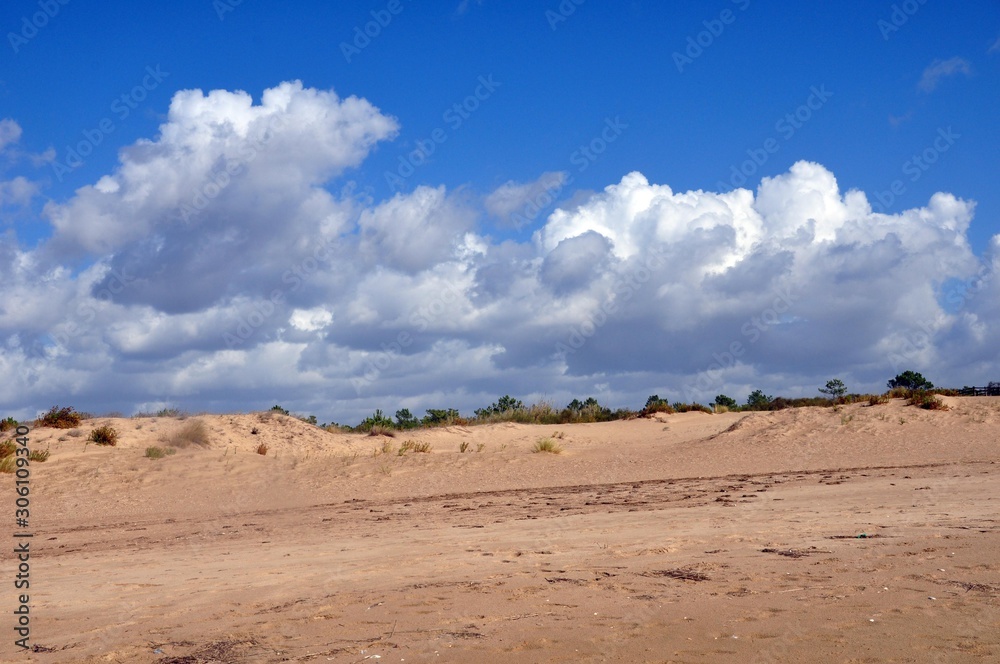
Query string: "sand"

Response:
xmin=4 ymin=397 xmax=999 ymax=662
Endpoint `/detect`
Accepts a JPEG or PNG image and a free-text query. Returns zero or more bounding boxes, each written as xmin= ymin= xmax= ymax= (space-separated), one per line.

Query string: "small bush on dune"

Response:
xmin=0 ymin=440 xmax=17 ymax=459
xmin=166 ymin=419 xmax=210 ymax=448
xmin=888 ymin=370 xmax=933 ymax=392
xmin=868 ymin=394 xmax=890 ymax=406
xmin=1 ymin=417 xmax=18 ymax=432
xmin=368 ymin=424 xmax=396 ymax=437
xmin=88 ymin=425 xmax=119 ymax=446
xmin=640 ymin=395 xmax=675 ymax=418
xmin=909 ymin=390 xmax=948 ymax=410
xmin=398 ymin=439 xmax=432 ymax=454
xmin=28 ymin=448 xmax=50 ymax=462
xmin=672 ymin=402 xmax=713 ymax=414
xmin=532 ymin=437 xmax=563 ymax=454
xmin=887 ymin=386 xmax=912 ymax=399
xmin=256 ymin=443 xmax=269 ymax=455
xmin=0 ymin=455 xmax=14 ymax=473
xmin=37 ymin=406 xmax=81 ymax=429
xmin=144 ymin=446 xmax=175 ymax=459
xmin=358 ymin=409 xmax=396 ymax=432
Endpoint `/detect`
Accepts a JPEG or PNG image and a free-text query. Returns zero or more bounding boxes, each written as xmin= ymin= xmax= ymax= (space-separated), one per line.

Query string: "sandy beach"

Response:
xmin=5 ymin=397 xmax=999 ymax=662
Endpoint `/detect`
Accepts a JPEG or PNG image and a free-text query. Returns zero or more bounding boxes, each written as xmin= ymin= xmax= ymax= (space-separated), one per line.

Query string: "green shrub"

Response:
xmin=713 ymin=395 xmax=739 ymax=410
xmin=144 ymin=446 xmax=172 ymax=459
xmin=270 ymin=405 xmax=290 ymax=415
xmin=672 ymin=402 xmax=713 ymax=414
xmin=89 ymin=425 xmax=119 ymax=446
xmin=888 ymin=370 xmax=933 ymax=392
xmin=909 ymin=390 xmax=948 ymax=410
xmin=423 ymin=408 xmax=461 ymax=426
xmin=358 ymin=409 xmax=395 ymax=432
xmin=394 ymin=409 xmax=420 ymax=429
xmin=0 ymin=417 xmax=18 ymax=433
xmin=639 ymin=395 xmax=675 ymax=417
xmin=868 ymin=393 xmax=890 ymax=406
xmin=475 ymin=395 xmax=526 ymax=419
xmin=745 ymin=390 xmax=773 ymax=411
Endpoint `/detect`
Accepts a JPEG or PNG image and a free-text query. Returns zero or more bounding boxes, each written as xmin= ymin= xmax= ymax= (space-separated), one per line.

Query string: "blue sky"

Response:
xmin=1 ymin=0 xmax=999 ymax=423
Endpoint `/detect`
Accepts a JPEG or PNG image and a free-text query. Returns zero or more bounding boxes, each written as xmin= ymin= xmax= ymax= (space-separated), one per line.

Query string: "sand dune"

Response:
xmin=6 ymin=398 xmax=1000 ymax=662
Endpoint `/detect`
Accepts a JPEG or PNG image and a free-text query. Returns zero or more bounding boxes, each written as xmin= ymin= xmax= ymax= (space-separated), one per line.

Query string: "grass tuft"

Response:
xmin=144 ymin=446 xmax=175 ymax=459
xmin=398 ymin=439 xmax=432 ymax=455
xmin=28 ymin=448 xmax=50 ymax=462
xmin=532 ymin=437 xmax=563 ymax=454
xmin=165 ymin=419 xmax=210 ymax=448
xmin=368 ymin=424 xmax=396 ymax=438
xmin=0 ymin=440 xmax=15 ymax=458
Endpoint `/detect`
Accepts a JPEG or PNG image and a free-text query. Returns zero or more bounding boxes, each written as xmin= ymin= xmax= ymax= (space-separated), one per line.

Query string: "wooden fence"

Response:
xmin=959 ymin=384 xmax=1000 ymax=396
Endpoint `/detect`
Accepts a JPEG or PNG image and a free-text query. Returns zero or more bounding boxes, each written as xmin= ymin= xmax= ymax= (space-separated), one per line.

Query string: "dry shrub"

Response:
xmin=0 ymin=440 xmax=15 ymax=458
xmin=0 ymin=455 xmax=14 ymax=473
xmin=868 ymin=394 xmax=890 ymax=406
xmin=88 ymin=425 xmax=119 ymax=446
xmin=0 ymin=417 xmax=18 ymax=432
xmin=887 ymin=386 xmax=911 ymax=399
xmin=256 ymin=443 xmax=269 ymax=456
xmin=36 ymin=406 xmax=81 ymax=429
xmin=166 ymin=419 xmax=211 ymax=448
xmin=145 ymin=446 xmax=173 ymax=459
